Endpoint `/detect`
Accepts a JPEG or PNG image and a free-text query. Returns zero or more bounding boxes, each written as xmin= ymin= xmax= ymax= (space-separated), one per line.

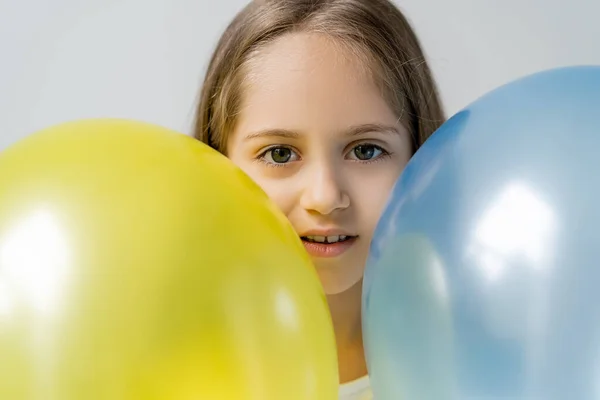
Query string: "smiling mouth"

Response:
xmin=301 ymin=235 xmax=356 ymax=244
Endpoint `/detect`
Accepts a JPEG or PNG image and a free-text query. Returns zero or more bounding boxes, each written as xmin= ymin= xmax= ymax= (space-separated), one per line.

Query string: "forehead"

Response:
xmin=234 ymin=32 xmax=398 ymax=137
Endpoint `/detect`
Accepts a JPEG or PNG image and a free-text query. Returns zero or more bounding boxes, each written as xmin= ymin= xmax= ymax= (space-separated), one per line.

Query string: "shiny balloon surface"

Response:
xmin=0 ymin=119 xmax=338 ymax=400
xmin=364 ymin=66 xmax=600 ymax=400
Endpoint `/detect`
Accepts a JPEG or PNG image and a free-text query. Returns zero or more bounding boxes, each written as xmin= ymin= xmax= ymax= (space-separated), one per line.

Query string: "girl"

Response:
xmin=194 ymin=0 xmax=445 ymax=398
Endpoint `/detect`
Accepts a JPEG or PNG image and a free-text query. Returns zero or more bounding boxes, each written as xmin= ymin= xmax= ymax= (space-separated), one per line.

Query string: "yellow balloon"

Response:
xmin=0 ymin=119 xmax=338 ymax=400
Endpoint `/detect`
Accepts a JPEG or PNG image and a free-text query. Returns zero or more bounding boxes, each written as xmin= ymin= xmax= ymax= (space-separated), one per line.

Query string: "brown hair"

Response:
xmin=193 ymin=0 xmax=445 ymax=154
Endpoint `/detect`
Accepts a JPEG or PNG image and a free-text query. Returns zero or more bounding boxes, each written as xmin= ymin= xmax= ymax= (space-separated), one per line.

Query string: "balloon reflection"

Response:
xmin=0 ymin=281 xmax=11 ymax=320
xmin=0 ymin=209 xmax=71 ymax=318
xmin=468 ymin=182 xmax=556 ymax=283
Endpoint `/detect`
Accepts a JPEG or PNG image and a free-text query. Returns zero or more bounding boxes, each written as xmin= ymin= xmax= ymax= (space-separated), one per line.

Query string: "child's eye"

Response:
xmin=259 ymin=146 xmax=300 ymax=165
xmin=347 ymin=144 xmax=388 ymax=162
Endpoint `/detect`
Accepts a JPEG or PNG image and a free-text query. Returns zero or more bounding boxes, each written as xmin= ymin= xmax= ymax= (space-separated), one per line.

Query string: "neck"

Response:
xmin=326 ymin=280 xmax=368 ymax=384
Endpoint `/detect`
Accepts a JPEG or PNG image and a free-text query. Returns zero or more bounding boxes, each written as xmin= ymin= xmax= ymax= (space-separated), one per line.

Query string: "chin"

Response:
xmin=314 ymin=263 xmax=364 ymax=295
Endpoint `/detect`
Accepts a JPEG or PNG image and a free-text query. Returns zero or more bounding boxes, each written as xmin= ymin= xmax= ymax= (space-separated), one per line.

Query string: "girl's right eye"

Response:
xmin=258 ymin=146 xmax=300 ymax=166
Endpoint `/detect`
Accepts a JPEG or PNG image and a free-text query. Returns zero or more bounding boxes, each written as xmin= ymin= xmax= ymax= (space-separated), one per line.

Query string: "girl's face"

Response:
xmin=227 ymin=33 xmax=412 ymax=295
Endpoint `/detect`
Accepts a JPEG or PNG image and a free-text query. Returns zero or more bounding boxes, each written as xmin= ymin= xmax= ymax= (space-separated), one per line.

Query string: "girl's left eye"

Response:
xmin=347 ymin=144 xmax=387 ymax=161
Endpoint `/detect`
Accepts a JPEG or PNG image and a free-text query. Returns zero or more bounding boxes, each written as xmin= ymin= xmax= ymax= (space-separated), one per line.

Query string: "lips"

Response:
xmin=299 ymin=233 xmax=358 ymax=258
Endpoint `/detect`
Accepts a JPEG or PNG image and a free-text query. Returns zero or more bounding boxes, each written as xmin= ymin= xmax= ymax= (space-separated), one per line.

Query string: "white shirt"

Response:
xmin=338 ymin=375 xmax=373 ymax=400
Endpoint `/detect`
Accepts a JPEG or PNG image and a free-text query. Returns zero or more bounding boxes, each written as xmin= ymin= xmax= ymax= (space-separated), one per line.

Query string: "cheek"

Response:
xmin=227 ymin=143 xmax=299 ymax=217
xmin=232 ymin=164 xmax=298 ymax=216
xmin=253 ymin=178 xmax=297 ymax=215
xmin=353 ymin=166 xmax=404 ymax=233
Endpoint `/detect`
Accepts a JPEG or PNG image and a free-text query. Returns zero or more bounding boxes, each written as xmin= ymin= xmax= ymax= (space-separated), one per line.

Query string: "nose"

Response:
xmin=299 ymin=163 xmax=350 ymax=215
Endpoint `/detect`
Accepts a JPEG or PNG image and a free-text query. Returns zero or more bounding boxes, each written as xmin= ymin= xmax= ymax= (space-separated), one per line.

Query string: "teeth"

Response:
xmin=304 ymin=235 xmax=349 ymax=243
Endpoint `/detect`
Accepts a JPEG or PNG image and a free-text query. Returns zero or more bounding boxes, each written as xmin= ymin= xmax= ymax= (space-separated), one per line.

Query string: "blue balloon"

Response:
xmin=363 ymin=66 xmax=600 ymax=400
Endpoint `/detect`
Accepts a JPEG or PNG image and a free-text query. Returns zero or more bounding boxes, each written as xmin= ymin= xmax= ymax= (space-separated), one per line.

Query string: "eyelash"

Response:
xmin=255 ymin=143 xmax=392 ymax=168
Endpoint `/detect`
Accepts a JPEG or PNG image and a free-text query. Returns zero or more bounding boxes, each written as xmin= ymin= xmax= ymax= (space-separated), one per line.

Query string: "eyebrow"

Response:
xmin=243 ymin=123 xmax=401 ymax=140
